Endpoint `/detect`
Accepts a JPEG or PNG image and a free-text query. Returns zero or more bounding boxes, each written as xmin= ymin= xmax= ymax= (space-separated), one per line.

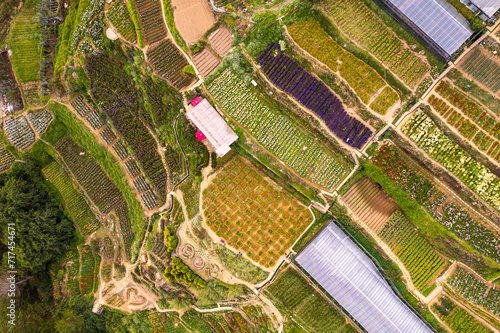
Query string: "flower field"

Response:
xmin=43 ymin=162 xmax=100 ymax=236
xmin=369 ymin=86 xmax=399 ymax=115
xmin=320 ymin=0 xmax=429 ymax=88
xmin=207 ymin=68 xmax=350 ymax=190
xmin=27 ymin=110 xmax=53 ymax=134
xmin=433 ymin=296 xmax=493 ymax=333
xmin=459 ymin=48 xmax=500 ymax=93
xmin=448 ymin=266 xmax=500 ymax=316
xmin=266 ymin=268 xmax=356 ymax=333
xmin=378 ymin=211 xmax=446 ymax=292
xmin=133 ymin=0 xmax=166 ymax=45
xmin=202 ymin=157 xmax=312 ymax=267
xmin=87 ymin=52 xmax=169 ymax=202
xmin=258 ymin=42 xmax=372 ymax=148
xmin=402 ymin=111 xmax=500 ymax=212
xmin=4 ymin=117 xmax=36 ymax=150
xmin=0 ymin=144 xmax=15 ymax=172
xmin=79 ymin=245 xmax=97 ymax=295
xmin=288 ymin=18 xmax=391 ymax=105
xmin=373 ymin=144 xmax=500 ymax=263
xmin=107 ymin=0 xmax=137 ymax=43
xmin=146 ymin=39 xmax=194 ymax=90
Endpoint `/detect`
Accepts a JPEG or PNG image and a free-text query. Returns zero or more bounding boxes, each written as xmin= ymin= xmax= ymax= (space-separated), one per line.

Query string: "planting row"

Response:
xmin=4 ymin=117 xmax=36 ymax=150
xmin=369 ymin=86 xmax=399 ymax=115
xmin=43 ymin=162 xmax=100 ymax=236
xmin=433 ymin=296 xmax=493 ymax=333
xmin=402 ymin=111 xmax=500 ymax=213
xmin=86 ymin=52 xmax=168 ymax=203
xmin=107 ymin=0 xmax=137 ymax=43
xmin=101 ymin=237 xmax=115 ymax=282
xmin=448 ymin=266 xmax=500 ymax=316
xmin=79 ymin=245 xmax=98 ymax=295
xmin=0 ymin=144 xmax=14 ymax=172
xmin=70 ymin=96 xmax=91 ymax=117
xmin=115 ymin=201 xmax=134 ymax=260
xmin=147 ymin=39 xmax=194 ymax=90
xmin=378 ymin=211 xmax=446 ymax=292
xmin=258 ymin=42 xmax=372 ymax=148
xmin=27 ymin=110 xmax=53 ymax=134
xmin=207 ymin=68 xmax=350 ymax=190
xmin=373 ymin=144 xmax=500 ymax=263
xmin=133 ymin=0 xmax=166 ymax=44
xmin=321 ymin=0 xmax=429 ymax=87
xmin=460 ymin=48 xmax=500 ymax=93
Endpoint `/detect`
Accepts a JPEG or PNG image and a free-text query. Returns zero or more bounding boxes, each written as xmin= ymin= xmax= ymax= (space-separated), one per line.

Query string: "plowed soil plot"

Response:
xmin=171 ymin=0 xmax=215 ymax=44
xmin=342 ymin=177 xmax=397 ymax=233
xmin=134 ymin=0 xmax=166 ymax=45
xmin=193 ymin=48 xmax=220 ymax=78
xmin=208 ymin=26 xmax=233 ymax=56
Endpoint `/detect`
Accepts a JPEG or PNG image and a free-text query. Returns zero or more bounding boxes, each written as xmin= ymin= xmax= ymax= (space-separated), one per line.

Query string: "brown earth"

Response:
xmin=171 ymin=0 xmax=215 ymax=44
xmin=342 ymin=177 xmax=397 ymax=233
xmin=192 ymin=48 xmax=220 ymax=78
xmin=208 ymin=26 xmax=233 ymax=56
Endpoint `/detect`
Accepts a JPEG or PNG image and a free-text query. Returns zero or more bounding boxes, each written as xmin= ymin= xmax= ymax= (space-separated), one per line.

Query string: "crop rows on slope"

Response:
xmin=146 ymin=39 xmax=194 ymax=90
xmin=86 ymin=52 xmax=167 ymax=203
xmin=4 ymin=117 xmax=36 ymax=150
xmin=43 ymin=162 xmax=100 ymax=235
xmin=107 ymin=0 xmax=137 ymax=43
xmin=0 ymin=144 xmax=14 ymax=172
xmin=134 ymin=0 xmax=166 ymax=44
xmin=70 ymin=96 xmax=92 ymax=117
xmin=115 ymin=201 xmax=134 ymax=259
xmin=54 ymin=136 xmax=123 ymax=214
xmin=207 ymin=68 xmax=350 ymax=190
xmin=258 ymin=42 xmax=372 ymax=149
xmin=27 ymin=110 xmax=53 ymax=134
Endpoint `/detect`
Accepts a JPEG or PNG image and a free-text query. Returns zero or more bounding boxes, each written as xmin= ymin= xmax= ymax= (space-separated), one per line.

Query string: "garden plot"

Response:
xmin=459 ymin=48 xmax=500 ymax=94
xmin=0 ymin=51 xmax=23 ymax=112
xmin=402 ymin=111 xmax=500 ymax=213
xmin=112 ymin=141 xmax=129 ymax=160
xmin=27 ymin=110 xmax=53 ymax=134
xmin=0 ymin=144 xmax=14 ymax=172
xmin=432 ymin=296 xmax=493 ymax=333
xmin=342 ymin=177 xmax=397 ymax=232
xmin=134 ymin=0 xmax=166 ymax=44
xmin=320 ymin=0 xmax=429 ymax=88
xmin=124 ymin=159 xmax=141 ymax=178
xmin=369 ymin=86 xmax=399 ymax=115
xmin=64 ymin=248 xmax=81 ymax=297
xmin=140 ymin=190 xmax=159 ymax=210
xmin=208 ymin=26 xmax=233 ymax=56
xmin=79 ymin=245 xmax=98 ymax=295
xmin=115 ymin=201 xmax=134 ymax=259
xmin=192 ymin=48 xmax=220 ymax=79
xmin=202 ymin=157 xmax=313 ymax=268
xmin=171 ymin=0 xmax=215 ymax=44
xmin=98 ymin=126 xmax=117 ymax=145
xmin=101 ymin=237 xmax=115 ymax=282
xmin=70 ymin=96 xmax=92 ymax=117
xmin=85 ymin=110 xmax=105 ymax=130
xmin=54 ymin=136 xmax=123 ymax=214
xmin=21 ymin=81 xmax=42 ymax=108
xmin=132 ymin=175 xmax=150 ymax=193
xmin=4 ymin=116 xmax=36 ymax=150
xmin=206 ymin=68 xmax=350 ymax=190
xmin=373 ymin=144 xmax=500 ymax=264
xmin=107 ymin=0 xmax=137 ymax=43
xmin=258 ymin=42 xmax=372 ymax=148
xmin=147 ymin=39 xmax=194 ymax=90
xmin=448 ymin=266 xmax=500 ymax=317
xmin=43 ymin=162 xmax=100 ymax=236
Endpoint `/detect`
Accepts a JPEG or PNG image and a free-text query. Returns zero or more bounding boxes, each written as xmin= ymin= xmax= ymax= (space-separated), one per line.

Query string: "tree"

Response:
xmin=470 ymin=17 xmax=483 ymax=32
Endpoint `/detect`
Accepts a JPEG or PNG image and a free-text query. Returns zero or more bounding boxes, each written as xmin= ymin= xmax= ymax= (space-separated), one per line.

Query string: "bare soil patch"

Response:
xmin=208 ymin=26 xmax=233 ymax=56
xmin=342 ymin=177 xmax=397 ymax=233
xmin=171 ymin=0 xmax=215 ymax=44
xmin=193 ymin=48 xmax=220 ymax=78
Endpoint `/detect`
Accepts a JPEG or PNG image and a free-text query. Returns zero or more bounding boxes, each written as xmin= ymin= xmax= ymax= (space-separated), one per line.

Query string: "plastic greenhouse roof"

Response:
xmin=386 ymin=0 xmax=473 ymax=56
xmin=470 ymin=0 xmax=500 ymax=17
xmin=295 ymin=222 xmax=433 ymax=333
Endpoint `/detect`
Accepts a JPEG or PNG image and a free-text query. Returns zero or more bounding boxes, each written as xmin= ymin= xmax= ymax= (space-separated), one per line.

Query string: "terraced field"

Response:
xmin=134 ymin=0 xmax=166 ymax=44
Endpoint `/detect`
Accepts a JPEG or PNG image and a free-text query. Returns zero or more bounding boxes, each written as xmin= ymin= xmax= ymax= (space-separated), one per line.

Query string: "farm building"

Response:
xmin=381 ymin=0 xmax=473 ymax=59
xmin=469 ymin=0 xmax=500 ymax=18
xmin=186 ymin=98 xmax=238 ymax=157
xmin=295 ymin=222 xmax=433 ymax=333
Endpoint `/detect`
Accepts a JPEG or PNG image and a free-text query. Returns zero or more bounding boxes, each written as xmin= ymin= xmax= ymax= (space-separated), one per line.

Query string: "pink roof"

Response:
xmin=191 ymin=97 xmax=202 ymax=106
xmin=195 ymin=131 xmax=206 ymax=141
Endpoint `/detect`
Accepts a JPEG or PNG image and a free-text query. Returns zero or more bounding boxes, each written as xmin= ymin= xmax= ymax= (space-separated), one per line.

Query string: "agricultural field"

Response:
xmin=448 ymin=266 xmax=500 ymax=317
xmin=459 ymin=48 xmax=500 ymax=94
xmin=171 ymin=0 xmax=215 ymax=44
xmin=101 ymin=237 xmax=115 ymax=282
xmin=64 ymin=248 xmax=81 ymax=297
xmin=107 ymin=0 xmax=137 ymax=43
xmin=20 ymin=81 xmax=43 ymax=107
xmin=320 ymin=0 xmax=429 ymax=88
xmin=115 ymin=201 xmax=135 ymax=260
xmin=288 ymin=18 xmax=392 ymax=106
xmin=258 ymin=42 xmax=372 ymax=148
xmin=146 ymin=39 xmax=194 ymax=90
xmin=192 ymin=48 xmax=220 ymax=79
xmin=43 ymin=162 xmax=100 ymax=236
xmin=402 ymin=111 xmax=500 ymax=213
xmin=433 ymin=296 xmax=493 ymax=333
xmin=379 ymin=211 xmax=446 ymax=293
xmin=207 ymin=68 xmax=351 ymax=190
xmin=27 ymin=110 xmax=53 ymax=134
xmin=266 ymin=267 xmax=357 ymax=333
xmin=8 ymin=3 xmax=42 ymax=82
xmin=4 ymin=117 xmax=36 ymax=150
xmin=70 ymin=96 xmax=92 ymax=117
xmin=208 ymin=26 xmax=233 ymax=56
xmin=0 ymin=51 xmax=23 ymax=112
xmin=369 ymin=86 xmax=399 ymax=115
xmin=372 ymin=144 xmax=500 ymax=265
xmin=202 ymin=157 xmax=312 ymax=267
xmin=0 ymin=144 xmax=15 ymax=172
xmin=79 ymin=245 xmax=98 ymax=295
xmin=86 ymin=52 xmax=169 ymax=202
xmin=342 ymin=177 xmax=398 ymax=233
xmin=133 ymin=0 xmax=166 ymax=44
